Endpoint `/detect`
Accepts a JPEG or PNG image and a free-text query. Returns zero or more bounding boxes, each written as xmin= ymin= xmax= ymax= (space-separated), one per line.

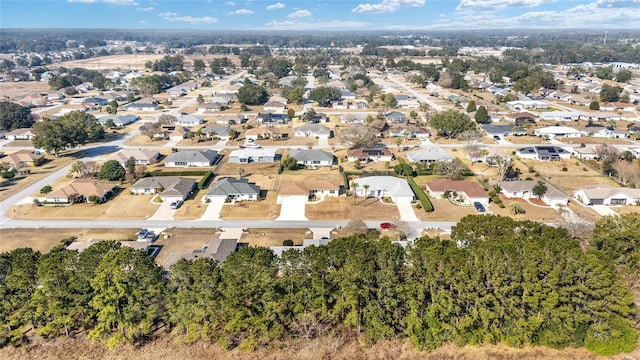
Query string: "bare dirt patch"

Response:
xmin=491 ymin=196 xmax=563 ymax=222
xmin=0 ymin=81 xmax=50 ymax=99
xmin=241 ymin=228 xmax=309 ymax=248
xmin=558 ymin=137 xmax=631 ymax=145
xmin=219 ymin=191 xmax=280 ymax=220
xmin=306 ymin=196 xmax=400 ymax=221
xmin=0 ymin=228 xmax=138 ymax=253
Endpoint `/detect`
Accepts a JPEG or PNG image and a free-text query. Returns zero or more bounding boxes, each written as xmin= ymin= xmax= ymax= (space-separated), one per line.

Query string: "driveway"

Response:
xmin=276 ymin=195 xmax=308 ymax=221
xmin=201 ymin=197 xmax=226 ymax=220
xmin=148 ymin=201 xmax=175 ymax=221
xmin=591 ymin=205 xmax=618 ymax=217
xmin=396 ymin=198 xmax=420 ymax=222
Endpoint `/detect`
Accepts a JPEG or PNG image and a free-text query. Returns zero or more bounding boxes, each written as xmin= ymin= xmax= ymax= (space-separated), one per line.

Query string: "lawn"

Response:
xmin=241 ymin=228 xmax=310 ymax=248
xmin=557 ymin=137 xmax=631 ymax=145
xmin=219 ymin=191 xmax=280 ymax=220
xmin=414 ymin=198 xmax=478 ymax=221
xmin=0 ymin=228 xmax=140 ymax=254
xmin=124 ymin=134 xmax=170 ymax=147
xmin=0 ymin=155 xmax=76 ymax=201
xmin=173 ymin=190 xmax=208 ymax=220
xmin=306 ymin=196 xmax=400 ymax=221
xmin=215 ymin=158 xmax=281 ymax=178
xmin=490 ymin=196 xmax=563 ymax=222
xmin=10 ymin=185 xmax=158 ymax=220
xmin=505 ymin=135 xmax=545 ymax=144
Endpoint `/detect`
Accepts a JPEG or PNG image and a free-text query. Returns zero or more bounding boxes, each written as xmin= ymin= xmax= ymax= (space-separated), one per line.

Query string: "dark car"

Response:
xmin=493 ymin=135 xmax=501 ymax=141
xmin=170 ymin=200 xmax=183 ymax=209
xmin=473 ymin=202 xmax=486 ymax=213
xmin=380 ymin=222 xmax=396 ymax=229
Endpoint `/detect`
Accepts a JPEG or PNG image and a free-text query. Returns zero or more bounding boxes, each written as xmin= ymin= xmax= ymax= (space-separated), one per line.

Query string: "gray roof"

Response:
xmin=201 ymin=125 xmax=231 ymax=135
xmin=406 ymin=147 xmax=453 ymax=162
xmin=516 ymin=146 xmax=570 ymax=157
xmin=132 ymin=176 xmax=197 ymax=197
xmin=295 ymin=124 xmax=331 ymax=135
xmin=289 ymin=149 xmax=334 ymax=163
xmin=98 ymin=114 xmax=138 ymax=125
xmin=576 ymin=185 xmax=640 ymax=200
xmin=176 ymin=114 xmax=204 ymax=124
xmin=206 ymin=177 xmax=260 ymax=197
xmin=165 ymin=150 xmax=218 ymax=164
xmin=164 ymin=238 xmax=238 ymax=268
xmin=482 ymin=124 xmax=526 ymax=135
xmin=385 ymin=111 xmax=407 ymax=120
xmin=499 ymin=180 xmax=567 ymax=199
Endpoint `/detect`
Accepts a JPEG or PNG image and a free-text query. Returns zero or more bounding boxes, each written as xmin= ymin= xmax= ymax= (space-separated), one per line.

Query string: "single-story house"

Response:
xmin=270 ymin=238 xmax=331 ymax=258
xmin=228 ymin=148 xmax=276 ymax=163
xmin=83 ymin=97 xmax=109 ymax=107
xmin=0 ymin=150 xmax=45 ymax=168
xmin=210 ymin=95 xmax=234 ymax=106
xmin=289 ymin=149 xmax=334 ymax=167
xmin=108 ymin=149 xmax=160 ymax=166
xmin=385 ymin=111 xmax=407 ymax=124
xmin=175 ymin=114 xmax=204 ymax=127
xmin=482 ymin=124 xmax=527 ymax=137
xmin=131 ymin=176 xmax=197 ymax=202
xmin=534 ymin=126 xmax=582 ymax=138
xmin=201 ymin=125 xmax=232 ymax=140
xmin=499 ymin=180 xmax=569 ymax=207
xmin=263 ymin=100 xmax=287 ymax=113
xmin=304 ymin=112 xmax=329 ymax=123
xmin=164 ymin=149 xmax=219 ymax=167
xmin=506 ymin=100 xmax=549 ymax=110
xmin=353 ymin=176 xmax=415 ymax=203
xmin=587 ymin=128 xmax=628 ymax=139
xmin=45 ymin=179 xmax=117 ymax=204
xmin=406 ymin=147 xmax=454 ymax=164
xmin=5 ymin=128 xmax=36 ymax=140
xmin=571 ymin=146 xmax=600 ymax=160
xmin=426 ymin=179 xmax=490 ymax=204
xmin=347 ymin=147 xmax=394 ymax=162
xmin=164 ymin=238 xmax=238 ymax=268
xmin=216 ymin=114 xmax=246 ymax=125
xmin=255 ymin=113 xmax=290 ymax=125
xmin=197 ymin=102 xmax=227 ymax=112
xmin=277 ymin=178 xmax=343 ymax=202
xmin=388 ymin=125 xmax=415 ymax=138
xmin=573 ymin=185 xmax=640 ymax=206
xmin=294 ymin=124 xmax=332 ymax=139
xmin=340 ymin=113 xmax=367 ymax=124
xmin=504 ymin=112 xmax=537 ymax=124
xmin=98 ymin=114 xmax=139 ymax=127
xmin=340 ymin=89 xmax=356 ymax=99
xmin=538 ymin=111 xmax=581 ymax=122
xmin=414 ymin=127 xmax=431 ymax=140
xmin=123 ymin=97 xmax=159 ymax=111
xmin=516 ymin=146 xmax=571 ymax=160
xmin=202 ymin=177 xmax=261 ymax=203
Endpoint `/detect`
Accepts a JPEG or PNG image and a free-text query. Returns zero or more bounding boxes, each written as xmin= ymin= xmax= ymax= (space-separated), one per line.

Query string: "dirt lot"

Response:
xmin=219 ymin=191 xmax=280 ymax=220
xmin=0 ymin=228 xmax=139 ymax=253
xmin=506 ymin=135 xmax=545 ymax=144
xmin=10 ymin=185 xmax=159 ymax=220
xmin=558 ymin=137 xmax=632 ymax=145
xmin=215 ymin=158 xmax=281 ymax=178
xmin=241 ymin=228 xmax=309 ymax=248
xmin=0 ymin=81 xmax=50 ymax=99
xmin=306 ymin=196 xmax=400 ymax=221
xmin=491 ymin=196 xmax=563 ymax=221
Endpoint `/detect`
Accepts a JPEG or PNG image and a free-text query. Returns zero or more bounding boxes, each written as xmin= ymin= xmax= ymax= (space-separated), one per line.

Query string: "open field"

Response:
xmin=558 ymin=137 xmax=632 ymax=145
xmin=54 ymin=54 xmax=241 ymax=71
xmin=215 ymin=158 xmax=281 ymax=178
xmin=0 ymin=81 xmax=50 ymax=99
xmin=505 ymin=135 xmax=545 ymax=144
xmin=306 ymin=196 xmax=400 ymax=221
xmin=492 ymin=196 xmax=563 ymax=221
xmin=0 ymin=228 xmax=139 ymax=253
xmin=242 ymin=228 xmax=309 ymax=248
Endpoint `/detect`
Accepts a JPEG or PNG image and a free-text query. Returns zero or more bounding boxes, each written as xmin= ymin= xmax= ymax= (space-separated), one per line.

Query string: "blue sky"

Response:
xmin=1 ymin=0 xmax=639 ymax=30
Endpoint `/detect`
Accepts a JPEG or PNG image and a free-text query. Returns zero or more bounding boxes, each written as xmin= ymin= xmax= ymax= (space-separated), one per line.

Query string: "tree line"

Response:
xmin=0 ymin=215 xmax=637 ymax=355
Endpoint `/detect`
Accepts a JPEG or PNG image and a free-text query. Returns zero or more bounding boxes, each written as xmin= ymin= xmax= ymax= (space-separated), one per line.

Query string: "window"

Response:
xmin=610 ymin=198 xmax=626 ymax=205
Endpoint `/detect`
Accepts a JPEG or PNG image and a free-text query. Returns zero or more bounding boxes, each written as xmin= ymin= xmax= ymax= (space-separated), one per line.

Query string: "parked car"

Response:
xmin=145 ymin=231 xmax=158 ymax=242
xmin=493 ymin=135 xmax=501 ymax=141
xmin=380 ymin=222 xmax=396 ymax=229
xmin=170 ymin=200 xmax=183 ymax=209
xmin=138 ymin=228 xmax=149 ymax=239
xmin=473 ymin=202 xmax=486 ymax=213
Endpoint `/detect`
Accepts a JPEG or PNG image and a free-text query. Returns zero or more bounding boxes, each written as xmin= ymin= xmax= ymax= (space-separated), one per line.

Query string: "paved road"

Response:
xmin=374 ymin=74 xmax=443 ymax=111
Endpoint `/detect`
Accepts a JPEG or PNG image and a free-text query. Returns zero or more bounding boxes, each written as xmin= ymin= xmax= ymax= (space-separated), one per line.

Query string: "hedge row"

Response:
xmin=407 ymin=177 xmax=434 ymax=212
xmin=145 ymin=170 xmax=212 ymax=177
xmin=198 ymin=172 xmax=215 ymax=189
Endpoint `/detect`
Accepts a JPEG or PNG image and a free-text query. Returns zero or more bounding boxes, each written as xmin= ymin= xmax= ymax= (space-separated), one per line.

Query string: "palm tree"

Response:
xmin=352 ymin=182 xmax=359 ymax=205
xmin=363 ymin=184 xmax=370 ymax=198
xmin=237 ymin=167 xmax=245 ymax=179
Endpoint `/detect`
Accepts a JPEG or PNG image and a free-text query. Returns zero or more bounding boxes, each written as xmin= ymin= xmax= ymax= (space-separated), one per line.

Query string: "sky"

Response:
xmin=1 ymin=0 xmax=639 ymax=30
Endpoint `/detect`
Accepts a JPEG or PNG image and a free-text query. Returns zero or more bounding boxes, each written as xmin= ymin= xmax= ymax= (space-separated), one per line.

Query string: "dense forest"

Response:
xmin=0 ymin=214 xmax=638 ymax=355
xmin=1 ymin=29 xmax=639 ymax=63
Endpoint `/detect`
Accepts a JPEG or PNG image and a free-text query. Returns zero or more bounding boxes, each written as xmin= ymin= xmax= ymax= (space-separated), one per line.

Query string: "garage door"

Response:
xmin=276 ymin=195 xmax=308 ymax=221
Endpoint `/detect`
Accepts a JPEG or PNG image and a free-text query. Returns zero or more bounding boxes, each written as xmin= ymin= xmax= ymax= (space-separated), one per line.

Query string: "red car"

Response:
xmin=380 ymin=222 xmax=395 ymax=229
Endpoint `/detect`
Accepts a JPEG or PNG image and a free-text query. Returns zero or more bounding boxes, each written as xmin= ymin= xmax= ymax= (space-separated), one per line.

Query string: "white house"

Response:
xmin=516 ymin=146 xmax=572 ymax=160
xmin=534 ymin=126 xmax=582 ymax=138
xmin=506 ymin=100 xmax=549 ymax=110
xmin=406 ymin=147 xmax=453 ymax=164
xmin=352 ymin=176 xmax=415 ymax=204
xmin=108 ymin=149 xmax=160 ymax=166
xmin=131 ymin=176 xmax=197 ymax=202
xmin=228 ymin=148 xmax=276 ymax=163
xmin=538 ymin=111 xmax=581 ymax=121
xmin=499 ymin=180 xmax=569 ymax=207
xmin=175 ymin=114 xmax=204 ymax=127
xmin=164 ymin=150 xmax=219 ymax=167
xmin=294 ymin=124 xmax=332 ymax=139
xmin=202 ymin=177 xmax=261 ymax=203
xmin=573 ymin=185 xmax=640 ymax=206
xmin=289 ymin=149 xmax=334 ymax=167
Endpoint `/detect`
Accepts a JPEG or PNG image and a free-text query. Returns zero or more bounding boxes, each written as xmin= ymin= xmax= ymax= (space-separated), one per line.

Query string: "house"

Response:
xmin=201 ymin=125 xmax=232 ymax=140
xmin=175 ymin=114 xmax=204 ymax=127
xmin=164 ymin=150 xmax=219 ymax=167
xmin=294 ymin=124 xmax=332 ymax=139
xmin=628 ymin=148 xmax=640 ymax=159
xmin=270 ymin=238 xmax=331 ymax=258
xmin=573 ymin=185 xmax=640 ymax=206
xmin=340 ymin=89 xmax=356 ymax=100
xmin=124 ymin=97 xmax=159 ymax=111
xmin=197 ymin=102 xmax=227 ymax=112
xmin=263 ymin=100 xmax=287 ymax=113
xmin=5 ymin=128 xmax=36 ymax=140
xmin=406 ymin=147 xmax=454 ymax=164
xmin=499 ymin=180 xmax=569 ymax=207
xmin=387 ymin=125 xmax=415 ymax=138
xmin=414 ymin=127 xmax=431 ymax=140
xmin=202 ymin=177 xmax=261 ymax=203
xmin=347 ymin=147 xmax=394 ymax=162
xmin=538 ymin=111 xmax=580 ymax=121
xmin=108 ymin=149 xmax=160 ymax=166
xmin=572 ymin=146 xmax=600 ymax=160
xmin=482 ymin=124 xmax=527 ymax=137
xmin=426 ymin=179 xmax=490 ymax=205
xmin=340 ymin=113 xmax=367 ymax=124
xmin=588 ymin=128 xmax=628 ymax=139
xmin=384 ymin=111 xmax=407 ymax=124
xmin=210 ymin=95 xmax=234 ymax=106
xmin=1 ymin=150 xmax=45 ymax=168
xmin=215 ymin=114 xmax=246 ymax=125
xmin=228 ymin=148 xmax=276 ymax=163
xmin=303 ymin=112 xmax=329 ymax=123
xmin=504 ymin=112 xmax=536 ymax=124
xmin=277 ymin=178 xmax=342 ymax=202
xmin=45 ymin=179 xmax=117 ymax=204
xmin=289 ymin=149 xmax=334 ymax=167
xmin=516 ymin=146 xmax=571 ymax=160
xmin=164 ymin=238 xmax=238 ymax=268
xmin=131 ymin=176 xmax=197 ymax=202
xmin=255 ymin=113 xmax=290 ymax=125
xmin=506 ymin=100 xmax=549 ymax=110
xmin=534 ymin=126 xmax=582 ymax=138
xmin=83 ymin=97 xmax=109 ymax=107
xmin=353 ymin=176 xmax=415 ymax=203
xmin=97 ymin=114 xmax=138 ymax=127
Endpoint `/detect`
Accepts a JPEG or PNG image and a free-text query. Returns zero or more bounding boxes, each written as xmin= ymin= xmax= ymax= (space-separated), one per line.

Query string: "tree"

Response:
xmin=287 ymin=108 xmax=296 ymax=120
xmin=0 ymin=101 xmax=35 ymax=131
xmin=532 ymin=180 xmax=547 ymax=199
xmin=193 ymin=59 xmax=206 ymax=73
xmin=39 ymin=185 xmax=52 ymax=194
xmin=308 ymin=86 xmax=340 ymax=106
xmin=158 ymin=114 xmax=176 ymax=125
xmin=394 ymin=163 xmax=414 ymax=177
xmin=513 ymin=76 xmax=540 ymax=95
xmin=282 ymin=156 xmax=299 ymax=170
xmin=600 ymin=84 xmax=623 ymax=102
xmin=340 ymin=125 xmax=378 ymax=149
xmin=474 ymin=106 xmax=490 ymax=124
xmin=615 ymin=69 xmax=633 ymax=83
xmin=351 ymin=182 xmax=359 ymax=204
xmin=97 ymin=160 xmax=125 ymax=181
xmin=466 ymin=101 xmax=476 ymax=113
xmin=450 ymin=74 xmax=467 ymax=90
xmin=509 ymin=202 xmax=525 ymax=215
xmin=344 ymin=218 xmax=368 ymax=235
xmin=383 ymin=93 xmax=397 ymax=108
xmin=237 ymin=80 xmax=268 ymax=105
xmin=139 ymin=122 xmax=162 ymax=140
xmin=32 ymin=120 xmax=66 ymax=157
xmin=237 ymin=167 xmax=245 ymax=178
xmin=429 ymin=110 xmax=476 ymax=138
xmin=284 ymin=87 xmax=304 ymax=105
xmin=594 ymin=66 xmax=613 ymax=80
xmin=589 ymin=101 xmax=600 ymax=110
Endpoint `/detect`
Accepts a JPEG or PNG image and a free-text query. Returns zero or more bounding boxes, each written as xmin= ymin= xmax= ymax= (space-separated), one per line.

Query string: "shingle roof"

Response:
xmin=426 ymin=179 xmax=488 ymax=198
xmin=206 ymin=177 xmax=260 ymax=197
xmin=289 ymin=149 xmax=334 ymax=163
xmin=577 ymin=185 xmax=640 ymax=200
xmin=295 ymin=124 xmax=331 ymax=135
xmin=355 ymin=176 xmax=415 ymax=198
xmin=165 ymin=150 xmax=218 ymax=164
xmin=406 ymin=147 xmax=453 ymax=162
xmin=47 ymin=179 xmax=116 ymax=198
xmin=132 ymin=176 xmax=196 ymax=197
xmin=499 ymin=180 xmax=567 ymax=199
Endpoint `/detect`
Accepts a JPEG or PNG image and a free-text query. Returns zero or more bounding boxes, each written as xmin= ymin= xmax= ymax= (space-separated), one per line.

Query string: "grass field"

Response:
xmin=0 ymin=228 xmax=139 ymax=253
xmin=306 ymin=196 xmax=400 ymax=221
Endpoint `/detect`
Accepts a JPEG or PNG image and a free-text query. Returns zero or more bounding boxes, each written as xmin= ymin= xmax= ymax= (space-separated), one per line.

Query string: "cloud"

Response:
xmin=266 ymin=2 xmax=285 ymax=10
xmin=159 ymin=12 xmax=217 ymax=24
xmin=287 ymin=9 xmax=312 ymax=18
xmin=456 ymin=0 xmax=554 ymax=11
xmin=136 ymin=6 xmax=154 ymax=11
xmin=264 ymin=19 xmax=369 ymax=30
xmin=228 ymin=8 xmax=254 ymax=15
xmin=352 ymin=0 xmax=425 ymax=13
xmin=224 ymin=1 xmax=235 ymax=5
xmin=68 ymin=0 xmax=139 ymax=4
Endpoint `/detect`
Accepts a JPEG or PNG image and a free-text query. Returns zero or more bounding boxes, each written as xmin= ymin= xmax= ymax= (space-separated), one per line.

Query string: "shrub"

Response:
xmin=407 ymin=177 xmax=433 ymax=212
xmin=198 ymin=172 xmax=214 ymax=189
xmin=561 ymin=167 xmax=568 ymax=171
xmin=282 ymin=239 xmax=294 ymax=246
xmin=40 ymin=185 xmax=53 ymax=194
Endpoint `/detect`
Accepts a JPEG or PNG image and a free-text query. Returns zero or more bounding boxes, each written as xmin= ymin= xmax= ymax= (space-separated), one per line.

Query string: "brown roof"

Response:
xmin=426 ymin=179 xmax=488 ymax=198
xmin=279 ymin=178 xmax=341 ymax=196
xmin=0 ymin=150 xmax=43 ymax=167
xmin=347 ymin=147 xmax=392 ymax=158
xmin=47 ymin=179 xmax=116 ymax=198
